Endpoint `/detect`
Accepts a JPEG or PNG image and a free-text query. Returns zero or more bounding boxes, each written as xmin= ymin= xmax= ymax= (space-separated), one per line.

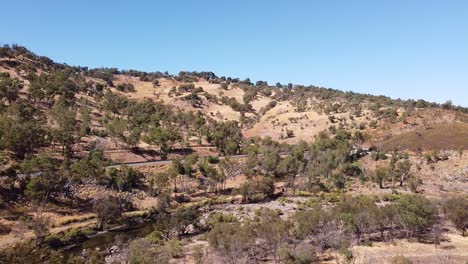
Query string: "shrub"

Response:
xmin=107 ymin=166 xmax=144 ymax=191
xmin=207 ymin=222 xmax=255 ymax=264
xmin=0 ymin=223 xmax=11 ymax=235
xmin=177 ymin=83 xmax=195 ymax=93
xmin=127 ymin=238 xmax=170 ymax=264
xmin=115 ymin=83 xmax=135 ymax=92
xmin=239 ymin=181 xmax=256 ymax=203
xmin=207 ymin=156 xmax=220 ymax=164
xmin=162 ymin=239 xmax=183 ymax=258
xmin=260 ymin=100 xmax=277 ymax=114
xmin=369 ymin=120 xmax=378 ymax=128
xmin=93 ymin=197 xmax=122 ymax=230
xmin=44 ymin=235 xmax=64 ymax=248
xmin=408 ymin=176 xmax=422 ymax=193
xmin=444 ymin=195 xmax=468 ymax=236
xmin=207 ymin=213 xmax=238 ymax=229
xmin=279 ymin=245 xmax=319 ymax=264
xmin=258 ymin=176 xmax=275 ymax=198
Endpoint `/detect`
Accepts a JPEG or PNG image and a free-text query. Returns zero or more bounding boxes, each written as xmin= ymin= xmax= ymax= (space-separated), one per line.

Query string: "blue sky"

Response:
xmin=1 ymin=0 xmax=467 ymax=106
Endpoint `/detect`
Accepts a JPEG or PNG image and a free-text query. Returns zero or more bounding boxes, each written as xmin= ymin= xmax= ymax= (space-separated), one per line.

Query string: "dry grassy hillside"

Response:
xmin=102 ymin=73 xmax=468 ymax=150
xmin=2 ymin=51 xmax=467 ymax=154
xmin=0 ymin=70 xmax=467 ymax=170
xmin=378 ymin=123 xmax=468 ymax=152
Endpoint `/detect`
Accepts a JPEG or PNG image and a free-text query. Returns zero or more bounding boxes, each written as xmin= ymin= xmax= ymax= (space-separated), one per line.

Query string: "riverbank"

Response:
xmin=0 ymin=210 xmax=149 ymax=250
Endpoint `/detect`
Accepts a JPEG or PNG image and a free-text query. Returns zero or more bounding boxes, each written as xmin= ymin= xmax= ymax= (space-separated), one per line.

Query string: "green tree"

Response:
xmin=254 ymin=208 xmax=291 ymax=263
xmin=334 ymin=195 xmax=379 ymax=242
xmin=280 ymin=143 xmax=307 ymax=193
xmin=49 ymin=97 xmax=78 ymax=158
xmin=152 ymin=210 xmax=173 ymax=240
xmin=376 ymin=204 xmax=399 ymax=240
xmin=372 ymin=166 xmax=389 ymax=189
xmin=144 ymin=127 xmax=181 ymax=160
xmin=396 ymin=194 xmax=436 ymax=237
xmin=100 ymin=90 xmax=129 ymax=117
xmin=444 ymin=195 xmax=468 ymax=236
xmin=242 ymin=147 xmax=259 ymax=178
xmin=395 ymin=159 xmax=412 ymax=187
xmin=207 ymin=222 xmax=255 ymax=264
xmin=218 ymin=158 xmax=242 ymax=190
xmin=292 ymin=207 xmax=345 ymax=252
xmin=107 ymin=165 xmax=143 ymax=192
xmin=277 ymin=155 xmax=304 ymax=178
xmin=305 ymin=132 xmax=351 ymax=181
xmin=0 ymin=74 xmax=22 ymax=105
xmin=170 ymin=159 xmax=185 ymax=192
xmin=106 ymin=117 xmax=127 ymax=147
xmin=257 ymin=176 xmax=275 ymax=198
xmin=70 ymin=150 xmax=109 ymax=182
xmin=149 ymin=171 xmax=171 ymax=196
xmin=93 ymin=197 xmax=122 ymax=230
xmin=172 ymin=206 xmax=199 ymax=237
xmin=239 ymin=180 xmax=256 ymax=203
xmin=79 ymin=103 xmax=92 ymax=137
xmin=21 ymin=155 xmax=64 ymax=202
xmin=260 ymin=147 xmax=280 ymax=176
xmin=199 ymin=161 xmax=222 ymax=193
xmin=207 ymin=121 xmax=242 ymax=155
xmin=0 ymin=105 xmax=49 ymax=158
xmin=28 ymin=71 xmax=79 ymax=105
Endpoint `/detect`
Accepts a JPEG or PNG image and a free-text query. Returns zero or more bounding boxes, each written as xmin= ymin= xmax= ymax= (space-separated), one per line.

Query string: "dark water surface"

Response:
xmin=64 ymin=221 xmax=155 ymax=255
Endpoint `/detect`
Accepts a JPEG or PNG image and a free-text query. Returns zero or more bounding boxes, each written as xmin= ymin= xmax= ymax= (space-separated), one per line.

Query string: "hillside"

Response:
xmin=378 ymin=123 xmax=468 ymax=152
xmin=1 ymin=45 xmax=468 ymax=264
xmin=1 ymin=45 xmax=467 ymax=161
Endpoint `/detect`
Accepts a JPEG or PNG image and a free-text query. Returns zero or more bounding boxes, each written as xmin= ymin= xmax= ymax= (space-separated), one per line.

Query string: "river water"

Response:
xmin=64 ymin=221 xmax=155 ymax=256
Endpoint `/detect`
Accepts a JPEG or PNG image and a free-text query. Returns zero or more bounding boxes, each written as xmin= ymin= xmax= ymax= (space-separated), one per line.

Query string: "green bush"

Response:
xmin=207 ymin=156 xmax=220 ymax=164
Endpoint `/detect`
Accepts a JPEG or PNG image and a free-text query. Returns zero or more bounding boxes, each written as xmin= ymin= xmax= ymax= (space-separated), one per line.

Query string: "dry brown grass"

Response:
xmin=353 ymin=233 xmax=468 ymax=264
xmin=378 ymin=122 xmax=468 ymax=151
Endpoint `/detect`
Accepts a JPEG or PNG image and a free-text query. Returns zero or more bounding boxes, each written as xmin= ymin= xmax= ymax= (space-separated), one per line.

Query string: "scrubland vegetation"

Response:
xmin=0 ymin=45 xmax=467 ymax=263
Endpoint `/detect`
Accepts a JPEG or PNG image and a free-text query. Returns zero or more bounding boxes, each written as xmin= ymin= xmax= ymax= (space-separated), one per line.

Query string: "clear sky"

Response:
xmin=1 ymin=0 xmax=467 ymax=106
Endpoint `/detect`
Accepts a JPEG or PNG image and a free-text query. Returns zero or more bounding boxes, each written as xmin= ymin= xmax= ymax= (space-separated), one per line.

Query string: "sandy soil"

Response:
xmin=244 ymin=101 xmax=329 ymax=143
